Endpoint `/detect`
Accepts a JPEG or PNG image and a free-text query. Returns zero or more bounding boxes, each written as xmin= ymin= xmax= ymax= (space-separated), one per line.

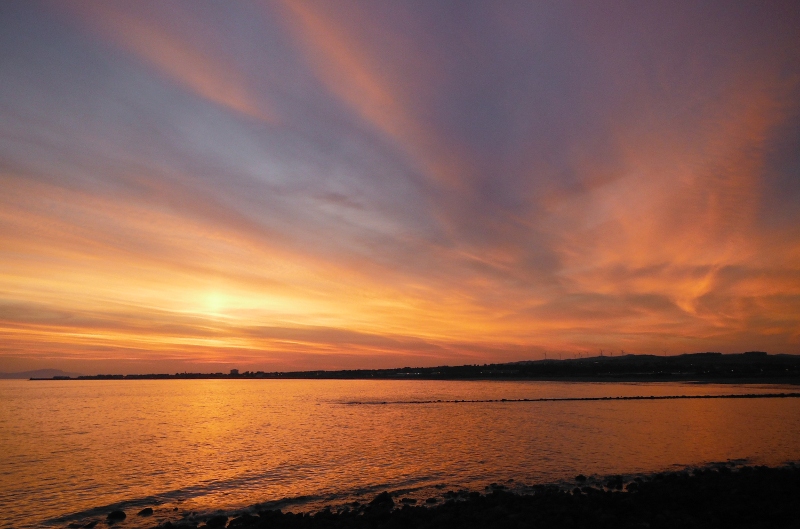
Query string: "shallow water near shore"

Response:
xmin=1 ymin=379 xmax=799 ymax=529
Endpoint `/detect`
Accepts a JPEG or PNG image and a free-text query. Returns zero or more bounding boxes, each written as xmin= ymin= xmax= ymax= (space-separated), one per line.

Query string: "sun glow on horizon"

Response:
xmin=1 ymin=1 xmax=799 ymax=373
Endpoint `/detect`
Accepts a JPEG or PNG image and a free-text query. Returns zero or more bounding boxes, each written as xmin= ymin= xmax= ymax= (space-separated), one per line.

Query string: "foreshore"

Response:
xmin=69 ymin=464 xmax=800 ymax=529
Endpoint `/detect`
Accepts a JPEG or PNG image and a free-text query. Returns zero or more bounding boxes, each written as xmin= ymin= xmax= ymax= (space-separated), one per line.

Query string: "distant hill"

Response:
xmin=29 ymin=352 xmax=800 ymax=383
xmin=0 ymin=369 xmax=82 ymax=379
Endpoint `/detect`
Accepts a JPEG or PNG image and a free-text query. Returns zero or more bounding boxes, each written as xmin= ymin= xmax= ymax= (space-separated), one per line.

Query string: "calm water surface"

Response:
xmin=1 ymin=380 xmax=799 ymax=528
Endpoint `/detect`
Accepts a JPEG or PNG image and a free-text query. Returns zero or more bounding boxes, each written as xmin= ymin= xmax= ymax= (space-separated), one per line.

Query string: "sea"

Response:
xmin=1 ymin=379 xmax=799 ymax=529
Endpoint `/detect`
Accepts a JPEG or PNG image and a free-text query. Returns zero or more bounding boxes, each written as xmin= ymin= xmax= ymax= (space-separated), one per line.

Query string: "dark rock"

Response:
xmin=204 ymin=514 xmax=228 ymax=528
xmin=137 ymin=507 xmax=154 ymax=516
xmin=157 ymin=521 xmax=196 ymax=529
xmin=227 ymin=513 xmax=258 ymax=528
xmin=128 ymin=465 xmax=800 ymax=529
xmin=366 ymin=491 xmax=394 ymax=515
xmin=68 ymin=523 xmax=82 ymax=528
xmin=400 ymin=498 xmax=416 ymax=504
xmin=106 ymin=510 xmax=126 ymax=522
xmin=83 ymin=522 xmax=98 ymax=529
xmin=575 ymin=474 xmax=587 ymax=482
xmin=369 ymin=491 xmax=394 ymax=507
xmin=256 ymin=510 xmax=281 ymax=521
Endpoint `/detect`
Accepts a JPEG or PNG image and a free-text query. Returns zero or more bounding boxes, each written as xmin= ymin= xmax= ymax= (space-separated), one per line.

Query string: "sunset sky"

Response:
xmin=1 ymin=1 xmax=799 ymax=373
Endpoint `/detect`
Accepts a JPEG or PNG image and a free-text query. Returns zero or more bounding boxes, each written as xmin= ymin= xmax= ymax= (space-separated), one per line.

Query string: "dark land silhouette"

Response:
xmin=31 ymin=352 xmax=800 ymax=383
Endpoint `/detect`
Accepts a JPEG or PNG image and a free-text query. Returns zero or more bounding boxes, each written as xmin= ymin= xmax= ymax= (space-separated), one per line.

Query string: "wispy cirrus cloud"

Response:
xmin=0 ymin=1 xmax=798 ymax=372
xmin=64 ymin=1 xmax=276 ymax=122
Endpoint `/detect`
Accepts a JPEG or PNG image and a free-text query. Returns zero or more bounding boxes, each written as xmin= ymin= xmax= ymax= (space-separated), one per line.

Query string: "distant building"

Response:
xmin=230 ymin=369 xmax=239 ymax=376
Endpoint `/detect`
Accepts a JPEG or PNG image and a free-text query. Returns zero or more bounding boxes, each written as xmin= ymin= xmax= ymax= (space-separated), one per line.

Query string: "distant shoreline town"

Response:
xmin=18 ymin=352 xmax=800 ymax=383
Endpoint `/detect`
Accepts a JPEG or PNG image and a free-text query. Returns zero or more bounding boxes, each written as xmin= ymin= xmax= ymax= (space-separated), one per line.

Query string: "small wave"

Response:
xmin=42 ymin=466 xmax=314 ymax=524
xmin=249 ymin=476 xmax=442 ymax=511
xmin=42 ymin=469 xmax=447 ymax=526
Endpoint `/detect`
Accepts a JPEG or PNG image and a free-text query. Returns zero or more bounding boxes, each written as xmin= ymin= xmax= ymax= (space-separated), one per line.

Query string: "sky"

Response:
xmin=1 ymin=1 xmax=799 ymax=374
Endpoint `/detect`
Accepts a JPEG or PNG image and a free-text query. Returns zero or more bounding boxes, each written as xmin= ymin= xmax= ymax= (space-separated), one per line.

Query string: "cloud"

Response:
xmin=65 ymin=1 xmax=275 ymax=122
xmin=0 ymin=1 xmax=799 ymax=371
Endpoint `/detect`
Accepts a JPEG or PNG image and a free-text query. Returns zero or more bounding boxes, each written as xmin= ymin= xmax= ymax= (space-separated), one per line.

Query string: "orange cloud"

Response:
xmin=538 ymin=68 xmax=800 ymax=349
xmin=276 ymin=0 xmax=472 ymax=191
xmin=1 ymin=2 xmax=798 ymax=372
xmin=65 ymin=2 xmax=274 ymax=122
xmin=0 ymin=172 xmax=524 ymax=371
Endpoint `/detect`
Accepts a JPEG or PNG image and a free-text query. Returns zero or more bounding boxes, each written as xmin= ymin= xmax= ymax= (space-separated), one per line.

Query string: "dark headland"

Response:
xmin=32 ymin=352 xmax=800 ymax=383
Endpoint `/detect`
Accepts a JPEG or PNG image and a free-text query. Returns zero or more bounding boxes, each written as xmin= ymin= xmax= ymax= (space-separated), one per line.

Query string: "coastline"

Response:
xmin=24 ymin=352 xmax=800 ymax=385
xmin=26 ymin=376 xmax=800 ymax=385
xmin=60 ymin=463 xmax=800 ymax=529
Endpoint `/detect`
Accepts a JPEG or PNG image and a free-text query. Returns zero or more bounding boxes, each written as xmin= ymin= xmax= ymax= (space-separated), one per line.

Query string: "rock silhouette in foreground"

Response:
xmin=152 ymin=464 xmax=800 ymax=529
xmin=205 ymin=514 xmax=228 ymax=528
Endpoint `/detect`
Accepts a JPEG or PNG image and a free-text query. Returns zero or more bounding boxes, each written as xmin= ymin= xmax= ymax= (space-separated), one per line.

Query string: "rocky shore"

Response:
xmin=82 ymin=464 xmax=798 ymax=529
